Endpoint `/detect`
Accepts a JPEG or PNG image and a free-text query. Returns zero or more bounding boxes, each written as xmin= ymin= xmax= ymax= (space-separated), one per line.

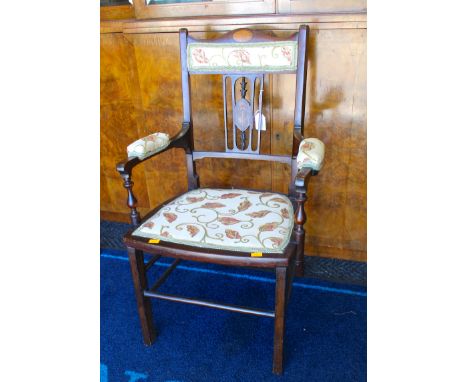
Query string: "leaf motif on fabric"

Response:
xmin=281 ymin=46 xmax=292 ymax=63
xmin=270 ymin=237 xmax=283 ymax=247
xmin=160 ymin=231 xmax=170 ymax=238
xmin=163 ymin=213 xmax=177 ymax=223
xmin=186 ymin=225 xmax=199 ymax=237
xmin=193 ymin=48 xmax=209 ymax=64
xmin=247 ymin=210 xmax=271 ymax=218
xmin=186 ymin=196 xmax=205 ymax=203
xmin=200 ymin=202 xmax=226 ymax=209
xmin=301 ymin=142 xmax=315 ymax=152
xmin=225 ymin=229 xmax=241 ymax=240
xmin=143 ymin=221 xmax=154 ymax=229
xmin=218 ymin=217 xmax=241 ymax=225
xmin=220 ymin=193 xmax=242 ymax=199
xmin=237 ymin=199 xmax=252 ymax=212
xmin=269 ymin=197 xmax=288 ymax=204
xmin=260 ymin=193 xmax=275 ymax=198
xmin=280 ymin=208 xmax=290 ymax=219
xmin=231 ymin=49 xmax=251 ymax=64
xmin=259 ymin=222 xmax=279 ymax=232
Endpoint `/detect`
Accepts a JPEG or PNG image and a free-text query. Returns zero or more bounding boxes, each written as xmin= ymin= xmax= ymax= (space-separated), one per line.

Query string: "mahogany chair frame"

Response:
xmin=116 ymin=25 xmax=319 ymax=375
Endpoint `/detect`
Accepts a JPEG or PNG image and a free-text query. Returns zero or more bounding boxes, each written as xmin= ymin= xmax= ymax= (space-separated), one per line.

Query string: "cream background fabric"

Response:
xmin=297 ymin=138 xmax=325 ymax=171
xmin=127 ymin=132 xmax=170 ymax=159
xmin=187 ymin=41 xmax=298 ymax=73
xmin=133 ymin=188 xmax=294 ymax=253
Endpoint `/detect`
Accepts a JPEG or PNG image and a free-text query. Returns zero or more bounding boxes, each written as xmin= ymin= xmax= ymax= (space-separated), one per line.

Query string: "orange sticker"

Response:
xmin=148 ymin=239 xmax=160 ymax=244
xmin=251 ymin=252 xmax=263 ymax=257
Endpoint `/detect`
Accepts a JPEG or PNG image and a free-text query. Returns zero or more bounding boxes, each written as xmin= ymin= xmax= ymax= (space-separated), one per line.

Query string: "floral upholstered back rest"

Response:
xmin=181 ymin=27 xmax=306 ymax=156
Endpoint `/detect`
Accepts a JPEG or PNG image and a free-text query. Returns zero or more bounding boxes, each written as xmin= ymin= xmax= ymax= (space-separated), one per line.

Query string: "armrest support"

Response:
xmin=115 ymin=123 xmax=191 ymax=226
xmin=293 ymin=136 xmax=323 ymax=194
xmin=294 ymin=167 xmax=317 ymax=193
xmin=292 ymin=140 xmax=322 ymax=277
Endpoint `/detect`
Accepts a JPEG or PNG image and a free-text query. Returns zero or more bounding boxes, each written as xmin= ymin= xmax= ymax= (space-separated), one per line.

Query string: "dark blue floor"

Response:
xmin=101 ymin=248 xmax=366 ymax=382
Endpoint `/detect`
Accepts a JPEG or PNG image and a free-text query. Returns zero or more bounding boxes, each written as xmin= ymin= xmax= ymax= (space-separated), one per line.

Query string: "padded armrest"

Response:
xmin=117 ymin=124 xmax=191 ymax=175
xmin=296 ymin=138 xmax=325 ymax=171
xmin=127 ymin=132 xmax=170 ymax=160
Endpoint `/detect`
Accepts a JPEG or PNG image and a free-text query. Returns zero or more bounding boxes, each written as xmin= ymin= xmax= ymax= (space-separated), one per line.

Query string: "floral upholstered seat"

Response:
xmin=132 ymin=188 xmax=294 ymax=253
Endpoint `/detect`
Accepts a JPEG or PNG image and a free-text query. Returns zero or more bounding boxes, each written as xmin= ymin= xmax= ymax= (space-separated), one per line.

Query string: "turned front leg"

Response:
xmin=294 ymin=191 xmax=307 ymax=277
xmin=122 ymin=173 xmax=141 ymax=226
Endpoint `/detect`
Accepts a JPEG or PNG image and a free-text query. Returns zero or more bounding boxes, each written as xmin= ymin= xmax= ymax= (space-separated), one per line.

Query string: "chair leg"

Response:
xmin=295 ymin=228 xmax=305 ymax=277
xmin=294 ymin=189 xmax=307 ymax=277
xmin=128 ymin=247 xmax=156 ymax=346
xmin=273 ymin=266 xmax=287 ymax=375
xmin=286 ymin=256 xmax=296 ymax=304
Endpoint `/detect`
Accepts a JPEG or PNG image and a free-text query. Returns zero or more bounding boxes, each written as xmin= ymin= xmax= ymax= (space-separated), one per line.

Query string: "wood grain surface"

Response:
xmin=100 ymin=14 xmax=366 ymax=261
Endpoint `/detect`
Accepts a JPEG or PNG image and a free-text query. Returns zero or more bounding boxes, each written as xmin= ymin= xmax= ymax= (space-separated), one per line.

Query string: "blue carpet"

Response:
xmin=101 ymin=248 xmax=366 ymax=382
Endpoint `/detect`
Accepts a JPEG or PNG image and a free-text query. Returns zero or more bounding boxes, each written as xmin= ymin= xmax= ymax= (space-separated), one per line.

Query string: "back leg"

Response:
xmin=273 ymin=266 xmax=287 ymax=374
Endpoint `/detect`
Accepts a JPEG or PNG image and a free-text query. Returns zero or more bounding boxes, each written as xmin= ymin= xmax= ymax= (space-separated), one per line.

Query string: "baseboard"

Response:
xmin=307 ymin=245 xmax=367 ymax=262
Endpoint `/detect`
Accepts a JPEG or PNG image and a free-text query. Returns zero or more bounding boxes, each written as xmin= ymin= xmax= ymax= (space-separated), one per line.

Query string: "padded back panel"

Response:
xmin=187 ymin=40 xmax=298 ymax=74
xmin=179 ymin=26 xmax=308 ymax=171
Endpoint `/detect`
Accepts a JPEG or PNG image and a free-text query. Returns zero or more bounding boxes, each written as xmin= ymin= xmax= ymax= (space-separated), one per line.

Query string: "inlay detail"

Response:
xmin=233 ymin=98 xmax=253 ymax=132
xmin=223 ymin=74 xmax=264 ymax=154
xmin=233 ymin=29 xmax=253 ymax=42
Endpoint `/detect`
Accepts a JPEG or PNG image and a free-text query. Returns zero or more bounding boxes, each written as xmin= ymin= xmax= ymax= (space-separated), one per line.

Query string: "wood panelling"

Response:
xmin=101 ymin=33 xmax=151 ymax=218
xmin=270 ymin=28 xmax=367 ymax=261
xmin=133 ymin=0 xmax=275 ymax=20
xmin=103 ymin=13 xmax=366 ymax=34
xmin=100 ymin=14 xmax=367 ymax=261
xmin=100 ymin=4 xmax=134 ymax=21
xmin=131 ymin=33 xmax=189 ymax=209
xmin=277 ymin=0 xmax=366 ymax=14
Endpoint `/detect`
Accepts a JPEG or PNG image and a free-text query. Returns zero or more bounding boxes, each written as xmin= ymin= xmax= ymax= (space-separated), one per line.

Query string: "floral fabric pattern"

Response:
xmin=133 ymin=189 xmax=295 ymax=253
xmin=127 ymin=132 xmax=170 ymax=160
xmin=187 ymin=41 xmax=298 ymax=73
xmin=297 ymin=138 xmax=325 ymax=171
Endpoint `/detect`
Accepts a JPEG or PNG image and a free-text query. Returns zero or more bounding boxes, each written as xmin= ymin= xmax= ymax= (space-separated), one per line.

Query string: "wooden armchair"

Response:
xmin=116 ymin=25 xmax=325 ymax=375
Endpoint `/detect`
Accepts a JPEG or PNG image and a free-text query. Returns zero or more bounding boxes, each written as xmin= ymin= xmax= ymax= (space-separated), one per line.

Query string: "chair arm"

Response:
xmin=115 ymin=124 xmax=191 ymax=226
xmin=296 ymin=138 xmax=325 ymax=173
xmin=294 ymin=167 xmax=317 ymax=193
xmin=116 ymin=124 xmax=190 ymax=175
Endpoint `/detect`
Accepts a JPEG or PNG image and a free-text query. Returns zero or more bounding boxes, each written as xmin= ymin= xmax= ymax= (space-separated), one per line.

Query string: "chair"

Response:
xmin=116 ymin=25 xmax=325 ymax=375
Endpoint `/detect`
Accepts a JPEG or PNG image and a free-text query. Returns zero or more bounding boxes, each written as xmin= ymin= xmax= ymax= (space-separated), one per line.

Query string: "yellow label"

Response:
xmin=251 ymin=252 xmax=263 ymax=257
xmin=148 ymin=239 xmax=160 ymax=244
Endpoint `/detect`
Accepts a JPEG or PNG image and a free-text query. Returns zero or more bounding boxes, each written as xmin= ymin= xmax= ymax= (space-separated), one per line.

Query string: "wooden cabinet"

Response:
xmin=277 ymin=0 xmax=366 ymax=14
xmin=134 ymin=0 xmax=275 ymax=19
xmin=101 ymin=0 xmax=367 ymax=19
xmin=100 ymin=7 xmax=367 ymax=262
xmin=100 ymin=1 xmax=135 ymax=20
